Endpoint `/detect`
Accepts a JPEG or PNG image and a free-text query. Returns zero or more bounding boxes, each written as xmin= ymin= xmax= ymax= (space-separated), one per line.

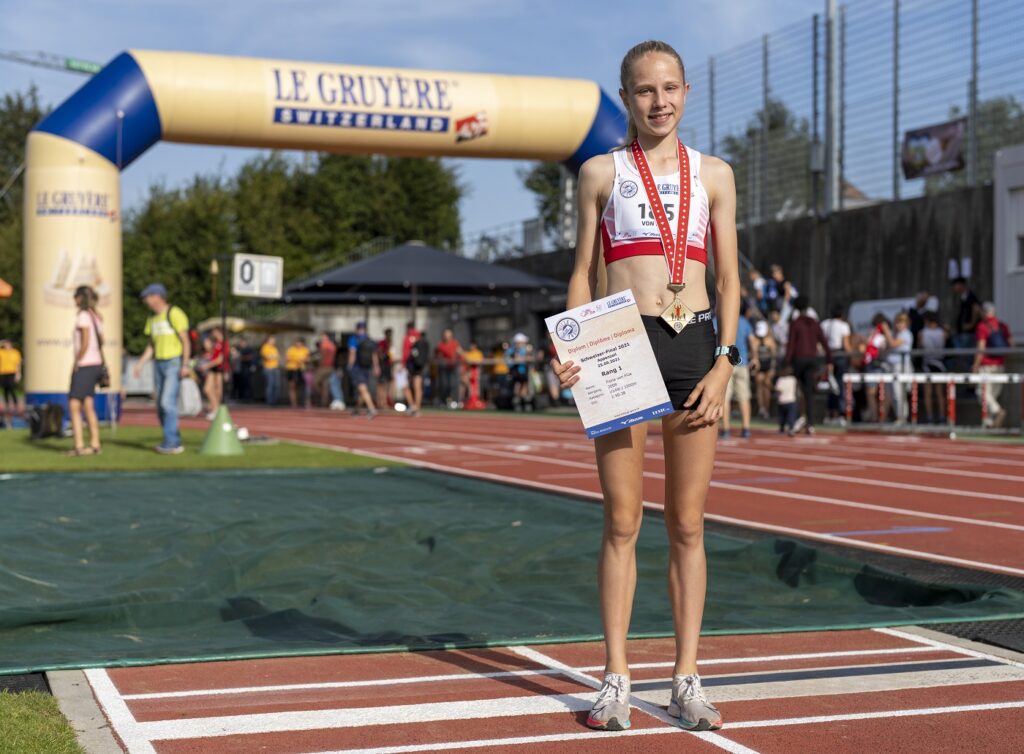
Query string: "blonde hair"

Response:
xmin=619 ymin=40 xmax=686 ymax=144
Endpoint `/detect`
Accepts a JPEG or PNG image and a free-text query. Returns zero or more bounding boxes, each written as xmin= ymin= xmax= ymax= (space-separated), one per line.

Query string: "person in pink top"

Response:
xmin=67 ymin=285 xmax=105 ymax=456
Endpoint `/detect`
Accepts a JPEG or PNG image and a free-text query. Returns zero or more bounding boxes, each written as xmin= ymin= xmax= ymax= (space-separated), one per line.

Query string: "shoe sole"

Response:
xmin=668 ymin=703 xmax=722 ymax=731
xmin=586 ymin=715 xmax=630 ymax=731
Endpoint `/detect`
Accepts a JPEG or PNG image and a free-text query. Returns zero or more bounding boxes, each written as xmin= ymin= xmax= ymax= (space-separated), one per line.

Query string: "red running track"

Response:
xmin=141 ymin=407 xmax=1024 ymax=577
xmin=85 ymin=626 xmax=1024 ymax=753
xmin=85 ymin=407 xmax=1024 ymax=753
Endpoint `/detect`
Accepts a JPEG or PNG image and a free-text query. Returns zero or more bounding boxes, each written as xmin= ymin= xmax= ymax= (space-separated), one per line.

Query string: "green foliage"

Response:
xmin=719 ymin=98 xmax=812 ymax=222
xmin=0 ymin=89 xmax=47 ymax=346
xmin=517 ymin=161 xmax=562 ymax=233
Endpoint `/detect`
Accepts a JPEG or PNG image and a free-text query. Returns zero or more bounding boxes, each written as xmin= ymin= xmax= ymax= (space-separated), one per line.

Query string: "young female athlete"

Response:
xmin=553 ymin=40 xmax=740 ymax=732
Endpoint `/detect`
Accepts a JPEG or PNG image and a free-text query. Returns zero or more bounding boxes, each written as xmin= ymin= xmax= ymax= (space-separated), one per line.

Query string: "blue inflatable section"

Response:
xmin=34 ymin=52 xmax=161 ymax=169
xmin=564 ymin=89 xmax=627 ymax=172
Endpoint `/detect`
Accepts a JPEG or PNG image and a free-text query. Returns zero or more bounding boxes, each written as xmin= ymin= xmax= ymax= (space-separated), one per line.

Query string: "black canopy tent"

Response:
xmin=283 ymin=241 xmax=565 ymax=315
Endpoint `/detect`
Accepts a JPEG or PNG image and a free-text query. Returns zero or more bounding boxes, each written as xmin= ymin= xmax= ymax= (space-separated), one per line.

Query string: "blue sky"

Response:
xmin=1 ymin=0 xmax=824 ymax=238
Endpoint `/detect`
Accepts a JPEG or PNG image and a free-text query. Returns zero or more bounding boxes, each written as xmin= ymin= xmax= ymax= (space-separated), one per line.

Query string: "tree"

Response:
xmin=122 ymin=177 xmax=235 ymax=354
xmin=0 ymin=88 xmax=48 ymax=345
xmin=924 ymin=96 xmax=1024 ymax=192
xmin=517 ymin=161 xmax=563 ymax=235
xmin=720 ymin=98 xmax=813 ymax=223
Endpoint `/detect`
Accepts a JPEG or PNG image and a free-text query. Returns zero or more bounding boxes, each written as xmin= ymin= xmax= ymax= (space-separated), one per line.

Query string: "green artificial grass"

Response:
xmin=0 ymin=426 xmax=400 ymax=474
xmin=0 ymin=691 xmax=84 ymax=754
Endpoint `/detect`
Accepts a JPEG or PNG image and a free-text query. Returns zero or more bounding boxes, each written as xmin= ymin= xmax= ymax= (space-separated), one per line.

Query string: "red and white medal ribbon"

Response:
xmin=631 ymin=138 xmax=693 ymax=331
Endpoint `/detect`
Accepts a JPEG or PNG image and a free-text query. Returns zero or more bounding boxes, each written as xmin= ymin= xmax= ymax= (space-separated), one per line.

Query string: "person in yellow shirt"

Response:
xmin=461 ymin=341 xmax=485 ymax=404
xmin=260 ymin=335 xmax=281 ymax=406
xmin=285 ymin=337 xmax=310 ymax=408
xmin=132 ymin=284 xmax=190 ymax=454
xmin=0 ymin=339 xmax=22 ymax=428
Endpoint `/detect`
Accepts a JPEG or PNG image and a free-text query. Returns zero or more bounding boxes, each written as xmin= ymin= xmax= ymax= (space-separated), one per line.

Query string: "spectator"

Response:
xmin=750 ymin=319 xmax=777 ymax=420
xmin=748 ymin=268 xmax=767 ymax=316
xmin=376 ymin=327 xmax=395 ymax=410
xmin=820 ymin=305 xmax=853 ymax=424
xmin=462 ymin=340 xmax=485 ymax=404
xmin=774 ymin=365 xmax=799 ymax=435
xmin=401 ymin=321 xmax=427 ymax=416
xmin=285 ymin=337 xmax=310 ymax=408
xmin=204 ymin=327 xmax=228 ymax=420
xmin=973 ymin=302 xmax=1013 ymax=428
xmin=234 ymin=336 xmax=256 ymax=401
xmin=951 ymin=277 xmax=981 ymax=371
xmin=314 ymin=332 xmax=338 ymax=408
xmin=0 ymin=338 xmax=22 ymax=428
xmin=434 ymin=328 xmax=463 ymax=408
xmin=769 ymin=308 xmax=788 ymax=356
xmin=490 ymin=340 xmax=511 ymax=406
xmin=347 ymin=320 xmax=379 ymax=417
xmin=918 ymin=311 xmax=948 ymax=424
xmin=907 ymin=290 xmax=930 ymax=369
xmin=766 ymin=264 xmax=797 ymax=315
xmin=861 ymin=313 xmax=892 ymax=423
xmin=133 ymin=283 xmax=190 ymax=454
xmin=66 ymin=286 xmax=105 ymax=456
xmin=260 ymin=335 xmax=281 ymax=406
xmin=785 ymin=296 xmax=831 ymax=434
xmin=885 ymin=312 xmax=914 ymax=422
xmin=506 ymin=333 xmax=532 ymax=411
xmin=539 ymin=334 xmax=561 ymax=406
xmin=721 ymin=305 xmax=756 ymax=439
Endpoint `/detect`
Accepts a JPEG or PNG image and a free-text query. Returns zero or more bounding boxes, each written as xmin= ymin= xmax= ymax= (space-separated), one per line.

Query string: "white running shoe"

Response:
xmin=668 ymin=673 xmax=722 ymax=730
xmin=587 ymin=672 xmax=631 ymax=731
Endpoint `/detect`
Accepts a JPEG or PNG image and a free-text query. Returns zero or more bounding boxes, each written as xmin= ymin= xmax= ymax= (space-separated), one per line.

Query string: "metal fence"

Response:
xmin=680 ymin=0 xmax=1022 ymax=225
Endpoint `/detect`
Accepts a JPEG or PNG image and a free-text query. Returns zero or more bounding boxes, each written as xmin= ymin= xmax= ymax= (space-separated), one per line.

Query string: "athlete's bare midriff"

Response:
xmin=596 ymin=153 xmax=712 ymax=318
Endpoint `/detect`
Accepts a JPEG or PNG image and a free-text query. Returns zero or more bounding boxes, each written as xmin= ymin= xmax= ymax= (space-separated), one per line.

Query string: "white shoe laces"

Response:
xmin=595 ymin=673 xmax=630 ymax=708
xmin=675 ymin=673 xmax=710 ymax=704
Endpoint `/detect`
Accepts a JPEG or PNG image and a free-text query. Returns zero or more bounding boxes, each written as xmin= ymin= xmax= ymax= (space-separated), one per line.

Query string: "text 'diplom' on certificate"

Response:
xmin=546 ymin=290 xmax=674 ymax=439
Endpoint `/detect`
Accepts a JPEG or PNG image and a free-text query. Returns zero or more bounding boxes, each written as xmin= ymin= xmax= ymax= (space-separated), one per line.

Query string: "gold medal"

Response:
xmin=661 ymin=297 xmax=692 ymax=332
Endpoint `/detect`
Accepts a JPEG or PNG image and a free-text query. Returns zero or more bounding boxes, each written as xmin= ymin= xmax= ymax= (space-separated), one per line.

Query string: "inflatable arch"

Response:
xmin=23 ymin=50 xmax=625 ymax=413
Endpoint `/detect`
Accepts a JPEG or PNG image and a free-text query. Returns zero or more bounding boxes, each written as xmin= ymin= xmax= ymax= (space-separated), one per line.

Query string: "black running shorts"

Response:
xmin=642 ymin=308 xmax=716 ymax=411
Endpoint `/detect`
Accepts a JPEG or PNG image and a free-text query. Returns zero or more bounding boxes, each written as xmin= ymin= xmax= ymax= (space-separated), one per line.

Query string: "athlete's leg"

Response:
xmin=69 ymin=397 xmax=84 ymax=450
xmin=595 ymin=423 xmax=648 ymax=676
xmin=662 ymin=412 xmax=717 ymax=675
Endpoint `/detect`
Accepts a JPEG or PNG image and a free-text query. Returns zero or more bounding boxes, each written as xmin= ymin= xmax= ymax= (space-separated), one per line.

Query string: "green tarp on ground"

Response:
xmin=1 ymin=468 xmax=1022 ymax=674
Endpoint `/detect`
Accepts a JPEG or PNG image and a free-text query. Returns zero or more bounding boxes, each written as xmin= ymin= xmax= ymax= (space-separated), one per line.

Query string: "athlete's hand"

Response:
xmin=681 ymin=362 xmax=731 ymax=428
xmin=551 ymin=358 xmax=580 ymax=389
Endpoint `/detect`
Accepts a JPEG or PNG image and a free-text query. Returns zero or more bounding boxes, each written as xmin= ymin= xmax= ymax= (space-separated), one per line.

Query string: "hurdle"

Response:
xmin=842 ymin=371 xmax=1023 ymax=436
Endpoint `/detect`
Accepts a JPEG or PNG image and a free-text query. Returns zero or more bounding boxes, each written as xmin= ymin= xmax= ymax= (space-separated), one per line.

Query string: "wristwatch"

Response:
xmin=715 ymin=345 xmax=741 ymax=366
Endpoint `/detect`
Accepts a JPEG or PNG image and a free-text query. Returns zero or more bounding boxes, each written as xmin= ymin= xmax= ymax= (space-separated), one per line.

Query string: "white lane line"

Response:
xmin=83 ymin=669 xmax=157 ymax=754
xmin=512 ymin=645 xmax=758 ymax=754
xmin=283 ymin=439 xmax=1024 ymax=577
xmin=119 ymin=646 xmax=943 ymax=701
xmin=712 ymin=458 xmax=1024 ymax=505
xmin=873 ymin=627 xmax=1024 ymax=669
xmin=715 ymin=445 xmax=1024 ymax=483
xmin=459 ymin=442 xmax=1024 ymax=533
xmin=721 ymin=700 xmax=1024 ymax=728
xmin=136 ymin=693 xmax=600 ymax=740
xmin=293 ymin=702 xmax=1024 ymax=754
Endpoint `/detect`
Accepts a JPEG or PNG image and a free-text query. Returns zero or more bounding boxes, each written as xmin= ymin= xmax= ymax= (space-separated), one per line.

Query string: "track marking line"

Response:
xmin=134 ymin=692 xmax=603 ymax=740
xmin=118 ymin=646 xmax=945 ymax=700
xmin=720 ymin=699 xmax=1024 ymax=728
xmin=83 ymin=669 xmax=156 ymax=754
xmin=712 ymin=458 xmax=1024 ymax=505
xmin=283 ymin=438 xmax=1024 ymax=577
xmin=512 ymin=645 xmax=756 ymax=754
xmin=872 ymin=627 xmax=1024 ymax=669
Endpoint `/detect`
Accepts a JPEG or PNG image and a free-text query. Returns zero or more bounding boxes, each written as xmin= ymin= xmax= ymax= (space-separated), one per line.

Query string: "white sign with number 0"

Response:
xmin=232 ymin=253 xmax=284 ymax=299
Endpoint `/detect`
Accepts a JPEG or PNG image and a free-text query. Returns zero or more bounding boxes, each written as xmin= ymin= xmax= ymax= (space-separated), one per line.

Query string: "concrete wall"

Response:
xmin=994 ymin=145 xmax=1024 ymax=337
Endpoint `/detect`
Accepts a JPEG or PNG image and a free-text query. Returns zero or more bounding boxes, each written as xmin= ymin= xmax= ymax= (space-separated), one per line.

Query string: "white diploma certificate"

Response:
xmin=546 ymin=290 xmax=674 ymax=439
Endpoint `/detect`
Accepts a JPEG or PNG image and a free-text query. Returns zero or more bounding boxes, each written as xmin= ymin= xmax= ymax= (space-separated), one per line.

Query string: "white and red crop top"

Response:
xmin=601 ymin=145 xmax=710 ymax=266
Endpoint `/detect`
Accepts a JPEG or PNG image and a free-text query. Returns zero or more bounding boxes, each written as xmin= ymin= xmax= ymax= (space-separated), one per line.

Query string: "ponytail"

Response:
xmin=619 ymin=40 xmax=686 ymax=147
